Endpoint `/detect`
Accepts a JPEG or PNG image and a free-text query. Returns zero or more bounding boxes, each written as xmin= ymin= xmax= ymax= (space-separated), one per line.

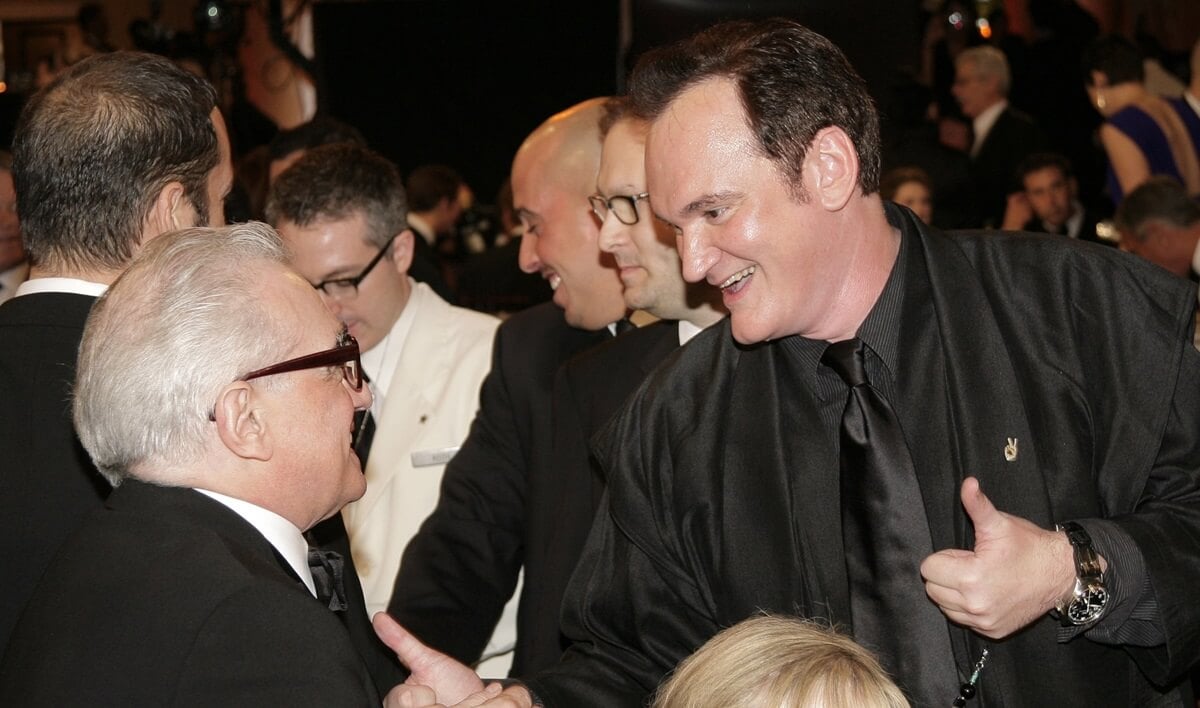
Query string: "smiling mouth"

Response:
xmin=546 ymin=272 xmax=562 ymax=291
xmin=718 ymin=265 xmax=756 ymax=291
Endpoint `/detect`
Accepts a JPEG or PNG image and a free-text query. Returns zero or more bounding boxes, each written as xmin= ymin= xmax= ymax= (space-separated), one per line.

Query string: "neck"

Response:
xmin=811 ymin=197 xmax=900 ymax=343
xmin=28 ymin=262 xmax=122 ymax=285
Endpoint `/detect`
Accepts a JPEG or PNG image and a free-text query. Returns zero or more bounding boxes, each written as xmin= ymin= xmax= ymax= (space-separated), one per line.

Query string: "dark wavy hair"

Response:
xmin=628 ymin=18 xmax=881 ymax=198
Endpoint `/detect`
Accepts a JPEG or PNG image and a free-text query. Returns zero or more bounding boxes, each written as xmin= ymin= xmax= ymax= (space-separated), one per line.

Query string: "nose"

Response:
xmin=349 ymin=377 xmax=373 ymax=410
xmin=518 ymin=231 xmax=540 ymax=274
xmin=597 ymin=212 xmax=627 ymax=254
xmin=676 ymin=228 xmax=719 ymax=283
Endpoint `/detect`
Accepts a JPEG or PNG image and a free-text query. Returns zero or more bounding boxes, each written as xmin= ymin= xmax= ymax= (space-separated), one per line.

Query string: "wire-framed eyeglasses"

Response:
xmin=589 ymin=192 xmax=650 ymax=226
xmin=311 ymin=234 xmax=398 ymax=299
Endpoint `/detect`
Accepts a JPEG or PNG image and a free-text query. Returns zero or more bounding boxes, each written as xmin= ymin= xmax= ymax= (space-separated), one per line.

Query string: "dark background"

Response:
xmin=312 ymin=0 xmax=920 ymax=201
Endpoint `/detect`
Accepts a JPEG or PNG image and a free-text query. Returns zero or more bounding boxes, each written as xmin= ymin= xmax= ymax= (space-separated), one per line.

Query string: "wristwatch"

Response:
xmin=1053 ymin=521 xmax=1109 ymax=626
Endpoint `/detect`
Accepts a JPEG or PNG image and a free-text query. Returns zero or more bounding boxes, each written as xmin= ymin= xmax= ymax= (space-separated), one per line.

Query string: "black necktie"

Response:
xmin=353 ymin=408 xmax=375 ymax=466
xmin=307 ymin=548 xmax=349 ymax=612
xmin=822 ymin=338 xmax=957 ymax=705
xmin=353 ymin=370 xmax=376 ymax=467
xmin=614 ymin=317 xmax=636 ymax=335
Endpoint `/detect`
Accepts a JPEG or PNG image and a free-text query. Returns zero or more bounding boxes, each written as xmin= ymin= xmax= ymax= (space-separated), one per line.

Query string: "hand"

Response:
xmin=1001 ymin=192 xmax=1033 ymax=231
xmin=921 ymin=477 xmax=1076 ymax=638
xmin=384 ymin=682 xmax=509 ymax=708
xmin=373 ymin=612 xmax=485 ymax=705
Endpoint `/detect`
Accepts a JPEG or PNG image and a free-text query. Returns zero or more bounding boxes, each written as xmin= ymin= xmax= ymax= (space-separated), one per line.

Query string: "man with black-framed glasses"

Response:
xmin=265 ymin=142 xmax=503 ymax=668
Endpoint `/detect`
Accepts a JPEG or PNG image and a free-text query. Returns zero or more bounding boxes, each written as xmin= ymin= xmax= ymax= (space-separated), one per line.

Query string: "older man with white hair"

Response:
xmin=0 ymin=223 xmax=382 ymax=705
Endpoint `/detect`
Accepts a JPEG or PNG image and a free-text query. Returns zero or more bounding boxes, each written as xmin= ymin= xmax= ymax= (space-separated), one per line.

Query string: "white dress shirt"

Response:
xmin=14 ymin=276 xmax=107 ymax=298
xmin=970 ymin=100 xmax=1007 ymax=158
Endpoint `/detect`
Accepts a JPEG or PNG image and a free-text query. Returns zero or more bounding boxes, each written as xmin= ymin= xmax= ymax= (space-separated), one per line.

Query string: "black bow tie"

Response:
xmin=307 ymin=548 xmax=348 ymax=612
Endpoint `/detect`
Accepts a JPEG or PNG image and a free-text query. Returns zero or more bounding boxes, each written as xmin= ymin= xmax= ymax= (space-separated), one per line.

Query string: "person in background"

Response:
xmin=880 ymin=166 xmax=934 ymax=223
xmin=267 ymin=114 xmax=367 ymax=184
xmin=652 ymin=615 xmax=909 ymax=708
xmin=1114 ymin=175 xmax=1200 ymax=282
xmin=953 ymin=45 xmax=1049 ymax=227
xmin=1083 ymin=35 xmax=1200 ymax=204
xmin=1001 ymin=152 xmax=1108 ymax=245
xmin=0 ymin=151 xmax=27 ymax=305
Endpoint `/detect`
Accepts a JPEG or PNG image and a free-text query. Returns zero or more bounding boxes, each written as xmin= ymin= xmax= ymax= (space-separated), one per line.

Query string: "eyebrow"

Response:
xmin=680 ymin=191 xmax=741 ymax=218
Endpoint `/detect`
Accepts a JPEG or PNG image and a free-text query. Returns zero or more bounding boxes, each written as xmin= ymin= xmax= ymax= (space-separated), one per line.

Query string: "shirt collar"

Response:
xmin=15 ymin=276 xmax=108 ymax=298
xmin=971 ymin=100 xmax=1008 ymax=155
xmin=193 ymin=488 xmax=316 ymax=597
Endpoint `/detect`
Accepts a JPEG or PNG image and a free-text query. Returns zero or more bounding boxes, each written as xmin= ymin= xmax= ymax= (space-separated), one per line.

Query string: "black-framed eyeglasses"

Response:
xmin=589 ymin=192 xmax=650 ymax=226
xmin=208 ymin=331 xmax=363 ymax=421
xmin=311 ymin=234 xmax=398 ymax=299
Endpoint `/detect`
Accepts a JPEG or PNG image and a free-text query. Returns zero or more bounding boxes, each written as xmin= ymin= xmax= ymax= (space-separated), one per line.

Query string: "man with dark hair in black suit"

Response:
xmin=381 ymin=19 xmax=1200 ymax=708
xmin=1001 ymin=152 xmax=1109 ymax=245
xmin=0 ymin=51 xmax=233 ymax=655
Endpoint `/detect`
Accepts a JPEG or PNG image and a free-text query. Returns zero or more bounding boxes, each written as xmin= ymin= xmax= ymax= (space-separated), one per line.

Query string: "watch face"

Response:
xmin=1067 ymin=585 xmax=1109 ymax=624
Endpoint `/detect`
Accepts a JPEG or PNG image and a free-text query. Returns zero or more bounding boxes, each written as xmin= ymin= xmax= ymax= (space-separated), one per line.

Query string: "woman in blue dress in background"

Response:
xmin=1083 ymin=35 xmax=1200 ymax=205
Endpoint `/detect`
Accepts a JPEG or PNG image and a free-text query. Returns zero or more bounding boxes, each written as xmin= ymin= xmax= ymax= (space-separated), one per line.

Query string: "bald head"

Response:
xmin=512 ymin=98 xmax=625 ymax=330
xmin=513 ymin=97 xmax=608 ymax=203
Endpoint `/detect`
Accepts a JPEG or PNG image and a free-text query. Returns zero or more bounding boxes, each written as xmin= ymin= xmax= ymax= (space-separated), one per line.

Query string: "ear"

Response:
xmin=212 ymin=382 xmax=273 ymax=462
xmin=806 ymin=126 xmax=859 ymax=211
xmin=389 ymin=229 xmax=415 ymax=275
xmin=1089 ymin=70 xmax=1110 ymax=89
xmin=144 ymin=180 xmax=192 ymax=242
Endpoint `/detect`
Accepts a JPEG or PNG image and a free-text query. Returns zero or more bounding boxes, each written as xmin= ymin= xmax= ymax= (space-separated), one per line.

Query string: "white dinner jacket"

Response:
xmin=344 ymin=284 xmax=497 ymax=616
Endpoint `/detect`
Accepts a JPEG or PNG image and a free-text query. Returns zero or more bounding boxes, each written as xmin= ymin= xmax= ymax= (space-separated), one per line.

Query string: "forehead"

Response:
xmin=269 ymin=264 xmax=342 ymax=337
xmin=281 ymin=211 xmax=373 ymax=249
xmin=598 ymin=120 xmax=649 ymax=183
xmin=1025 ymin=166 xmax=1066 ymax=186
xmin=645 ymin=79 xmax=756 ymax=205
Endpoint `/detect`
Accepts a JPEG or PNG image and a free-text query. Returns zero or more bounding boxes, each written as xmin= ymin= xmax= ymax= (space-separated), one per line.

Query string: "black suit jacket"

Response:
xmin=0 ymin=292 xmax=108 ymax=652
xmin=0 ymin=481 xmax=379 ymax=706
xmin=388 ymin=302 xmax=609 ymax=674
xmin=529 ymin=211 xmax=1200 ymax=706
xmin=520 ymin=320 xmax=681 ymax=673
xmin=971 ymin=106 xmax=1049 ymax=228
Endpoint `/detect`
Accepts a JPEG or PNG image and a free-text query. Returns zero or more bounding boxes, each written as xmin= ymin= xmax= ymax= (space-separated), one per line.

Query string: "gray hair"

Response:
xmin=74 ymin=222 xmax=295 ymax=485
xmin=957 ymin=45 xmax=1011 ymax=96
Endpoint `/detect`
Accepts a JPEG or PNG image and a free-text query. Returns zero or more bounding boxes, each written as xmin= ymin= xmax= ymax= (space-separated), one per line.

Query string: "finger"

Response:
xmin=961 ymin=477 xmax=1004 ymax=537
xmin=920 ymin=547 xmax=974 ymax=586
xmin=384 ymin=684 xmax=441 ymax=708
xmin=373 ymin=612 xmax=446 ymax=673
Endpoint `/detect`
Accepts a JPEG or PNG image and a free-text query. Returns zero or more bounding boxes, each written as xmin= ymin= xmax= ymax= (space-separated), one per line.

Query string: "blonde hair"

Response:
xmin=653 ymin=615 xmax=910 ymax=708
